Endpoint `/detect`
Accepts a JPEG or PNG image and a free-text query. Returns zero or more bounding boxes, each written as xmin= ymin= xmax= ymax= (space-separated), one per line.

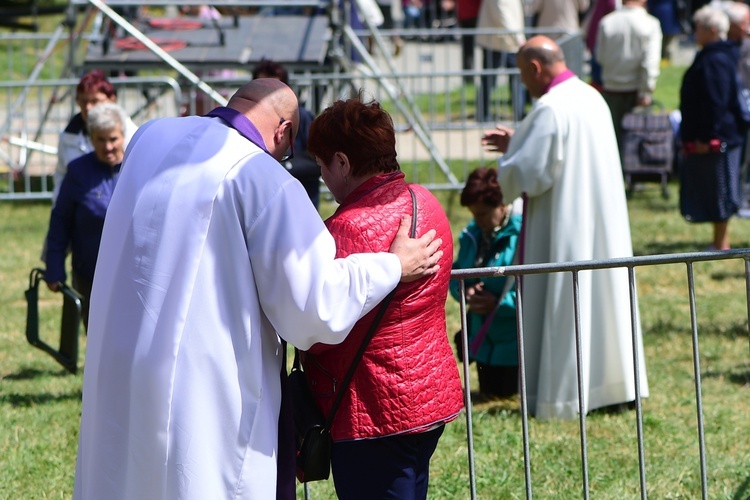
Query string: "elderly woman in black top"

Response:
xmin=679 ymin=4 xmax=747 ymax=250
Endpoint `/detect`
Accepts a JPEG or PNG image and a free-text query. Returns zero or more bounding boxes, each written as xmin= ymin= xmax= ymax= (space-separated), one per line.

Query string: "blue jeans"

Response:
xmin=330 ymin=425 xmax=445 ymax=499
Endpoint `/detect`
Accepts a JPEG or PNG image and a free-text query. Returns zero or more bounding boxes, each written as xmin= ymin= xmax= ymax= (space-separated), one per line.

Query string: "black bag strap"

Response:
xmin=298 ymin=186 xmax=418 ymax=432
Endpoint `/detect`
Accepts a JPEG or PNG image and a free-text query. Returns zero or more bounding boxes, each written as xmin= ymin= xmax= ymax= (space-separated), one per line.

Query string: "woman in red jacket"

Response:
xmin=305 ymin=97 xmax=464 ymax=499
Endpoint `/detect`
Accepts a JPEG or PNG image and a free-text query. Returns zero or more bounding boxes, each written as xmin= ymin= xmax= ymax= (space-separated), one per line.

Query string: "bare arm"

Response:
xmin=389 ymin=215 xmax=443 ymax=282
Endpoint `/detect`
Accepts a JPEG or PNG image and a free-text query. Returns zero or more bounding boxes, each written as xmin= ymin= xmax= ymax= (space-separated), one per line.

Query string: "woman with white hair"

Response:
xmin=720 ymin=1 xmax=750 ymax=88
xmin=679 ymin=4 xmax=747 ymax=250
xmin=44 ymin=102 xmax=133 ymax=328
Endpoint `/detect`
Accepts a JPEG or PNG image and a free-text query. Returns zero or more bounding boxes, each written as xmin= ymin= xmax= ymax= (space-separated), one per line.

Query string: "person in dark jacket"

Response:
xmin=251 ymin=59 xmax=321 ymax=207
xmin=679 ymin=4 xmax=746 ymax=250
xmin=450 ymin=166 xmax=521 ymax=398
xmin=648 ymin=0 xmax=684 ymax=61
xmin=305 ymin=96 xmax=464 ymax=500
xmin=44 ymin=102 xmax=130 ymax=328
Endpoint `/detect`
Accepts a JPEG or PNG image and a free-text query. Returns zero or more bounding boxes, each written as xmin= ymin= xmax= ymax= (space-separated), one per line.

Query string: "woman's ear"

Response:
xmin=335 ymin=152 xmax=351 ymax=177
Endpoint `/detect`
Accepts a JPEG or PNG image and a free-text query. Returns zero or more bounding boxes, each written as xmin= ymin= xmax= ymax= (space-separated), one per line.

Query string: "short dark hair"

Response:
xmin=77 ymin=70 xmax=116 ymax=99
xmin=308 ymin=94 xmax=399 ymax=177
xmin=460 ymin=167 xmax=504 ymax=207
xmin=251 ymin=58 xmax=289 ymax=85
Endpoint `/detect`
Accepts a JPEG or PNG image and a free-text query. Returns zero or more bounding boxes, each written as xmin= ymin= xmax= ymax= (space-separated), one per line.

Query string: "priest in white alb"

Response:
xmin=482 ymin=36 xmax=649 ymax=420
xmin=73 ymin=79 xmax=444 ymax=499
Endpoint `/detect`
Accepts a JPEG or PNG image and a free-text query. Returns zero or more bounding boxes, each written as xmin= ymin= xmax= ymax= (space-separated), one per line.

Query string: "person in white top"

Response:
xmin=596 ymin=0 xmax=663 ymax=156
xmin=481 ymin=36 xmax=649 ymax=420
xmin=528 ymin=0 xmax=591 ymax=37
xmin=72 ymin=78 xmax=444 ymax=500
xmin=475 ymin=0 xmax=527 ymax=122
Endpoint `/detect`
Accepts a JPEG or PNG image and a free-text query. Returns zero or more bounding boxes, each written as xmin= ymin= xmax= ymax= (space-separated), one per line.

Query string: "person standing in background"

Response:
xmin=456 ymin=0 xmax=482 ymax=84
xmin=596 ymin=0 xmax=662 ymax=158
xmin=375 ymin=0 xmax=405 ymax=55
xmin=252 ymin=59 xmax=321 ymax=208
xmin=679 ymin=5 xmax=746 ymax=250
xmin=476 ymin=0 xmax=526 ymax=122
xmin=720 ymin=1 xmax=750 ymax=88
xmin=720 ymin=1 xmax=750 ymax=212
xmin=584 ymin=0 xmax=616 ymax=89
xmin=648 ymin=0 xmax=684 ymax=62
xmin=482 ymin=36 xmax=649 ymax=420
xmin=528 ymin=0 xmax=590 ymax=38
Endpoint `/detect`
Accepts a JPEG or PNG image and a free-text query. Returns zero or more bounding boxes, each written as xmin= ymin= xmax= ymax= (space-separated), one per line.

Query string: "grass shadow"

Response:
xmin=710 ymin=270 xmax=749 ymax=281
xmin=732 ymin=474 xmax=750 ymax=500
xmin=469 ymin=392 xmax=522 ymax=416
xmin=638 ymin=240 xmax=701 ymax=255
xmin=2 ymin=367 xmax=70 ymax=380
xmin=701 ymin=362 xmax=750 ymax=388
xmin=1 ymin=199 xmax=50 ymax=209
xmin=0 ymin=390 xmax=82 ymax=407
xmin=627 ymin=196 xmax=677 ymax=213
xmin=483 ymin=404 xmax=521 ymax=418
xmin=638 ymin=239 xmax=750 ymax=256
xmin=727 ymin=367 xmax=750 ymax=387
xmin=645 ymin=317 xmax=748 ymax=339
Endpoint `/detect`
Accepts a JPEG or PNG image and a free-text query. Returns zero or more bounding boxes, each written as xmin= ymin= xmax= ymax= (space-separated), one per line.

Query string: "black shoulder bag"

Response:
xmin=291 ymin=187 xmax=418 ymax=483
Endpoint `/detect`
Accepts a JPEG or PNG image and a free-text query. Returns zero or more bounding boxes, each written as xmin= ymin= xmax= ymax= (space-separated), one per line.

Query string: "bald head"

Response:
xmin=518 ymin=36 xmax=566 ymax=68
xmin=229 ymin=79 xmax=299 ymax=127
xmin=227 ymin=78 xmax=299 ymax=162
xmin=516 ymin=36 xmax=568 ymax=98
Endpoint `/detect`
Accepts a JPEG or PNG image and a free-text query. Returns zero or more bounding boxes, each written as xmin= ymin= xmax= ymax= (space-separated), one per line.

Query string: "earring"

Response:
xmin=344 ymin=176 xmax=348 ymax=187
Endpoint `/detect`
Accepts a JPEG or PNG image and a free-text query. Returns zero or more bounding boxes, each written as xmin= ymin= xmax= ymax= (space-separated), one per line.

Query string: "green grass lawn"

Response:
xmin=1 ymin=181 xmax=749 ymax=498
xmin=1 ymin=23 xmax=747 ymax=498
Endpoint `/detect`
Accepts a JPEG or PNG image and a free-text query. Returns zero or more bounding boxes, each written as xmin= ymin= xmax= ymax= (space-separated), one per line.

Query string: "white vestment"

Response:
xmin=497 ymin=76 xmax=649 ymax=420
xmin=73 ymin=115 xmax=402 ymax=499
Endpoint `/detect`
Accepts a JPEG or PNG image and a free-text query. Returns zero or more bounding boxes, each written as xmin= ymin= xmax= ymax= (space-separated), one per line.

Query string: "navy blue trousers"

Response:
xmin=330 ymin=425 xmax=445 ymax=500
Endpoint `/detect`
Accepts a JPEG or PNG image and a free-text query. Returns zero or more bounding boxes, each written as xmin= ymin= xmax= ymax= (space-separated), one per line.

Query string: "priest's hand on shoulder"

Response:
xmin=390 ymin=215 xmax=443 ymax=283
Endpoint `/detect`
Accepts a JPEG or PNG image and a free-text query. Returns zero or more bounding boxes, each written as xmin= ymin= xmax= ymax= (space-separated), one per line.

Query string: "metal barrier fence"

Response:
xmin=1 ymin=75 xmax=182 ymax=200
xmin=1 ymin=21 xmax=585 ymax=199
xmin=450 ymin=249 xmax=750 ymax=499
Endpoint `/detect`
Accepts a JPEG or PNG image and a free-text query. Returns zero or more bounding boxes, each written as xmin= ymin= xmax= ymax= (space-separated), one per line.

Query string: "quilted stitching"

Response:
xmin=304 ymin=172 xmax=464 ymax=440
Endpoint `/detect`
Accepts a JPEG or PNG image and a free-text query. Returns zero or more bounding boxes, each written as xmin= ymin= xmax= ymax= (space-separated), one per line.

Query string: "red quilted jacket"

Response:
xmin=304 ymin=172 xmax=464 ymax=441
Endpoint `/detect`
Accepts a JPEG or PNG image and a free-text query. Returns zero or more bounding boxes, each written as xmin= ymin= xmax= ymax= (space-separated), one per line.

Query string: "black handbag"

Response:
xmin=291 ymin=187 xmax=417 ymax=483
xmin=289 ymin=348 xmax=332 ymax=483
